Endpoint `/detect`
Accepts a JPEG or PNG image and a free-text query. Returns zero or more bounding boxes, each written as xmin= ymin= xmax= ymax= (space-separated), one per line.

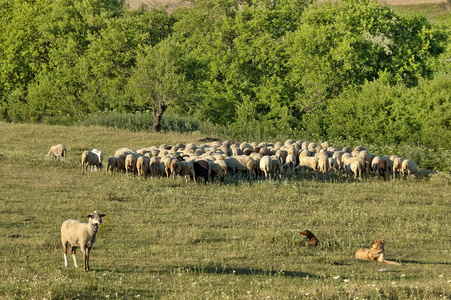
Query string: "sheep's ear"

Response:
xmin=87 ymin=214 xmax=94 ymax=219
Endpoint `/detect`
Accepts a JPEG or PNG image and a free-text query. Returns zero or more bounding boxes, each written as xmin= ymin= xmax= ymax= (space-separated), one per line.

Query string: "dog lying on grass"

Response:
xmin=355 ymin=239 xmax=401 ymax=265
xmin=301 ymin=230 xmax=320 ymax=246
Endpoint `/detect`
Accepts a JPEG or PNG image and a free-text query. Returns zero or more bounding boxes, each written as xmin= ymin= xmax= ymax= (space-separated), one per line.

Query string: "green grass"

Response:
xmin=0 ymin=121 xmax=450 ymax=299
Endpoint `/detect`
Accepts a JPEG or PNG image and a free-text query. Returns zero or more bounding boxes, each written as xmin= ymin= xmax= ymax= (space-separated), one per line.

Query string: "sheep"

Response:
xmin=46 ymin=144 xmax=66 ymax=162
xmin=328 ymin=157 xmax=340 ymax=174
xmin=298 ymin=156 xmax=319 ymax=180
xmin=378 ymin=159 xmax=388 ymax=180
xmin=115 ymin=155 xmax=127 ymax=173
xmin=259 ymin=155 xmax=273 ymax=180
xmin=270 ymin=155 xmax=283 ymax=180
xmin=316 ymin=153 xmax=329 ymax=180
xmin=125 ymin=153 xmax=139 ymax=176
xmin=320 ymin=141 xmax=330 ymax=150
xmin=401 ymin=159 xmax=418 ymax=178
xmin=91 ymin=149 xmax=104 ymax=165
xmin=210 ymin=160 xmax=227 ymax=184
xmin=392 ymin=156 xmax=403 ymax=180
xmin=61 ymin=210 xmax=105 ymax=272
xmin=332 ymin=151 xmax=345 ymax=170
xmin=171 ymin=157 xmax=196 ymax=183
xmin=345 ymin=160 xmax=362 ymax=180
xmin=114 ymin=147 xmax=133 ymax=157
xmin=106 ymin=156 xmax=117 ymax=173
xmin=193 ymin=159 xmax=210 ymax=184
xmin=371 ymin=156 xmax=381 ymax=176
xmin=285 ymin=153 xmax=296 ymax=175
xmin=82 ymin=151 xmax=103 ymax=174
xmin=136 ymin=155 xmax=150 ymax=178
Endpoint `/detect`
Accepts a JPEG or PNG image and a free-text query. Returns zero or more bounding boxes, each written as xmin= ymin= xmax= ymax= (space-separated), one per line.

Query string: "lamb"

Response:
xmin=46 ymin=144 xmax=67 ymax=162
xmin=61 ymin=210 xmax=105 ymax=271
xmin=401 ymin=159 xmax=418 ymax=178
xmin=82 ymin=151 xmax=103 ymax=174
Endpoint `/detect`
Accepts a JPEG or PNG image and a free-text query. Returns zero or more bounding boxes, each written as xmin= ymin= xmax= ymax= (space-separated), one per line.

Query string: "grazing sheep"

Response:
xmin=345 ymin=160 xmax=362 ymax=180
xmin=91 ymin=149 xmax=104 ymax=165
xmin=285 ymin=153 xmax=296 ymax=175
xmin=136 ymin=155 xmax=150 ymax=178
xmin=342 ymin=147 xmax=352 ymax=154
xmin=401 ymin=159 xmax=418 ymax=178
xmin=193 ymin=159 xmax=210 ymax=184
xmin=115 ymin=155 xmax=127 ymax=173
xmin=46 ymin=144 xmax=66 ymax=162
xmin=114 ymin=147 xmax=133 ymax=157
xmin=270 ymin=156 xmax=283 ymax=180
xmin=210 ymin=160 xmax=227 ymax=184
xmin=392 ymin=156 xmax=403 ymax=180
xmin=259 ymin=155 xmax=273 ymax=180
xmin=125 ymin=153 xmax=139 ymax=176
xmin=61 ymin=210 xmax=105 ymax=271
xmin=328 ymin=157 xmax=340 ymax=173
xmin=320 ymin=141 xmax=330 ymax=150
xmin=82 ymin=151 xmax=103 ymax=174
xmin=106 ymin=156 xmax=117 ymax=173
xmin=378 ymin=159 xmax=388 ymax=180
xmin=371 ymin=156 xmax=381 ymax=176
xmin=316 ymin=153 xmax=329 ymax=180
xmin=332 ymin=151 xmax=345 ymax=170
xmin=298 ymin=156 xmax=319 ymax=180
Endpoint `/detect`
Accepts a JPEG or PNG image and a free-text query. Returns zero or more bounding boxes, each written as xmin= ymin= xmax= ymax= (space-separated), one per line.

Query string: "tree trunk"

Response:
xmin=152 ymin=97 xmax=167 ymax=132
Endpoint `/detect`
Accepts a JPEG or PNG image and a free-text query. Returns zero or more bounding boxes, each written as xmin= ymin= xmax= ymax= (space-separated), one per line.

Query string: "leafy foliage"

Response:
xmin=0 ymin=0 xmax=449 ymax=149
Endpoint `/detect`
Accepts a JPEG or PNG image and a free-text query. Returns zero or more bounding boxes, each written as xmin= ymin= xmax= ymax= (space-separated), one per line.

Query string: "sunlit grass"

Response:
xmin=0 ymin=121 xmax=450 ymax=299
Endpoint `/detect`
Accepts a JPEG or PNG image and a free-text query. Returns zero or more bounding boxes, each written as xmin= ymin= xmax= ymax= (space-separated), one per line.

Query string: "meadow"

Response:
xmin=0 ymin=121 xmax=450 ymax=299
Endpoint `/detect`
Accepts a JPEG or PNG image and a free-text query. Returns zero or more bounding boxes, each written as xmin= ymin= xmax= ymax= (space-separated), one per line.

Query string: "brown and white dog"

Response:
xmin=355 ymin=239 xmax=401 ymax=265
xmin=301 ymin=230 xmax=320 ymax=246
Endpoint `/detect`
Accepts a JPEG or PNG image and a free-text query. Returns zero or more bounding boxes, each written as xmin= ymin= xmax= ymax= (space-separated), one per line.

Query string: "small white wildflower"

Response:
xmin=392 ymin=282 xmax=396 ymax=285
xmin=401 ymin=274 xmax=406 ymax=277
xmin=333 ymin=276 xmax=340 ymax=279
xmin=343 ymin=279 xmax=350 ymax=283
xmin=439 ymin=274 xmax=444 ymax=278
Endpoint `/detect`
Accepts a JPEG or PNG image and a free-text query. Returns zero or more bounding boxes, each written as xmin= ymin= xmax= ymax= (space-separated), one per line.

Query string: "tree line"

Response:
xmin=0 ymin=0 xmax=449 ymax=149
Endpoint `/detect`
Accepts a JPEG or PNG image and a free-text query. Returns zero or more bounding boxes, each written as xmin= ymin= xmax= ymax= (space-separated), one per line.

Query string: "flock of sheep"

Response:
xmin=47 ymin=139 xmax=419 ymax=184
xmin=47 ymin=140 xmax=418 ymax=272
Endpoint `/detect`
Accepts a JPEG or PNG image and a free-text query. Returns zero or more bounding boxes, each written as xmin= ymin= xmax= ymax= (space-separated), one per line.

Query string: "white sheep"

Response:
xmin=345 ymin=160 xmax=362 ymax=180
xmin=46 ymin=144 xmax=66 ymax=162
xmin=298 ymin=156 xmax=319 ymax=180
xmin=61 ymin=210 xmax=105 ymax=272
xmin=401 ymin=159 xmax=418 ymax=178
xmin=392 ymin=156 xmax=403 ymax=180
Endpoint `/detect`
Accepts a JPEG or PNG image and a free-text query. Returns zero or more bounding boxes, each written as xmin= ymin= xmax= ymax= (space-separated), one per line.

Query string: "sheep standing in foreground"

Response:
xmin=401 ymin=159 xmax=418 ymax=178
xmin=61 ymin=210 xmax=105 ymax=272
xmin=46 ymin=144 xmax=66 ymax=162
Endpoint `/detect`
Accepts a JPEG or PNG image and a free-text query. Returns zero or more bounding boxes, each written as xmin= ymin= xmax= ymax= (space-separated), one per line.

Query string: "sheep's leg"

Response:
xmin=71 ymin=246 xmax=78 ymax=268
xmin=82 ymin=247 xmax=90 ymax=271
xmin=62 ymin=241 xmax=68 ymax=267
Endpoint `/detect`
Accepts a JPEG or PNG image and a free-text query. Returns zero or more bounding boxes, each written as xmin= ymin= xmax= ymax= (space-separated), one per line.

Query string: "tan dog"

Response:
xmin=355 ymin=239 xmax=401 ymax=265
xmin=301 ymin=230 xmax=320 ymax=246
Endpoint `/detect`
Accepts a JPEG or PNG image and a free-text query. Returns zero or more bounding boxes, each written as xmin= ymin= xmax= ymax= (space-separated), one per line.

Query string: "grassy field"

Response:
xmin=0 ymin=121 xmax=450 ymax=299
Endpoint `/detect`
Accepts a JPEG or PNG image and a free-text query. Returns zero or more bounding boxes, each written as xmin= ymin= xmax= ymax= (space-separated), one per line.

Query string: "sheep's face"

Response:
xmin=88 ymin=211 xmax=105 ymax=225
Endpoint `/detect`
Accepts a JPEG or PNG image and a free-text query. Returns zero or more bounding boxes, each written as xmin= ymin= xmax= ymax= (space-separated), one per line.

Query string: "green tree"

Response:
xmin=126 ymin=36 xmax=191 ymax=132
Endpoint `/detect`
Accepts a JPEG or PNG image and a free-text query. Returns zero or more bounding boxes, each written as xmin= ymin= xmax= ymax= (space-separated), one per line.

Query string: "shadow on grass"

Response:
xmin=182 ymin=265 xmax=317 ymax=278
xmin=400 ymin=259 xmax=451 ymax=265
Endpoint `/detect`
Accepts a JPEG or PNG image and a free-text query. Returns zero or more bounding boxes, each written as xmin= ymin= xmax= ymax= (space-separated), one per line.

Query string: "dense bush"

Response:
xmin=0 ymin=0 xmax=449 ymax=152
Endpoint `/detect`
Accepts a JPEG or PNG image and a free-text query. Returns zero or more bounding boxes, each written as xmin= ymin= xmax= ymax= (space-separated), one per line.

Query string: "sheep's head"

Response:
xmin=88 ymin=211 xmax=105 ymax=225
